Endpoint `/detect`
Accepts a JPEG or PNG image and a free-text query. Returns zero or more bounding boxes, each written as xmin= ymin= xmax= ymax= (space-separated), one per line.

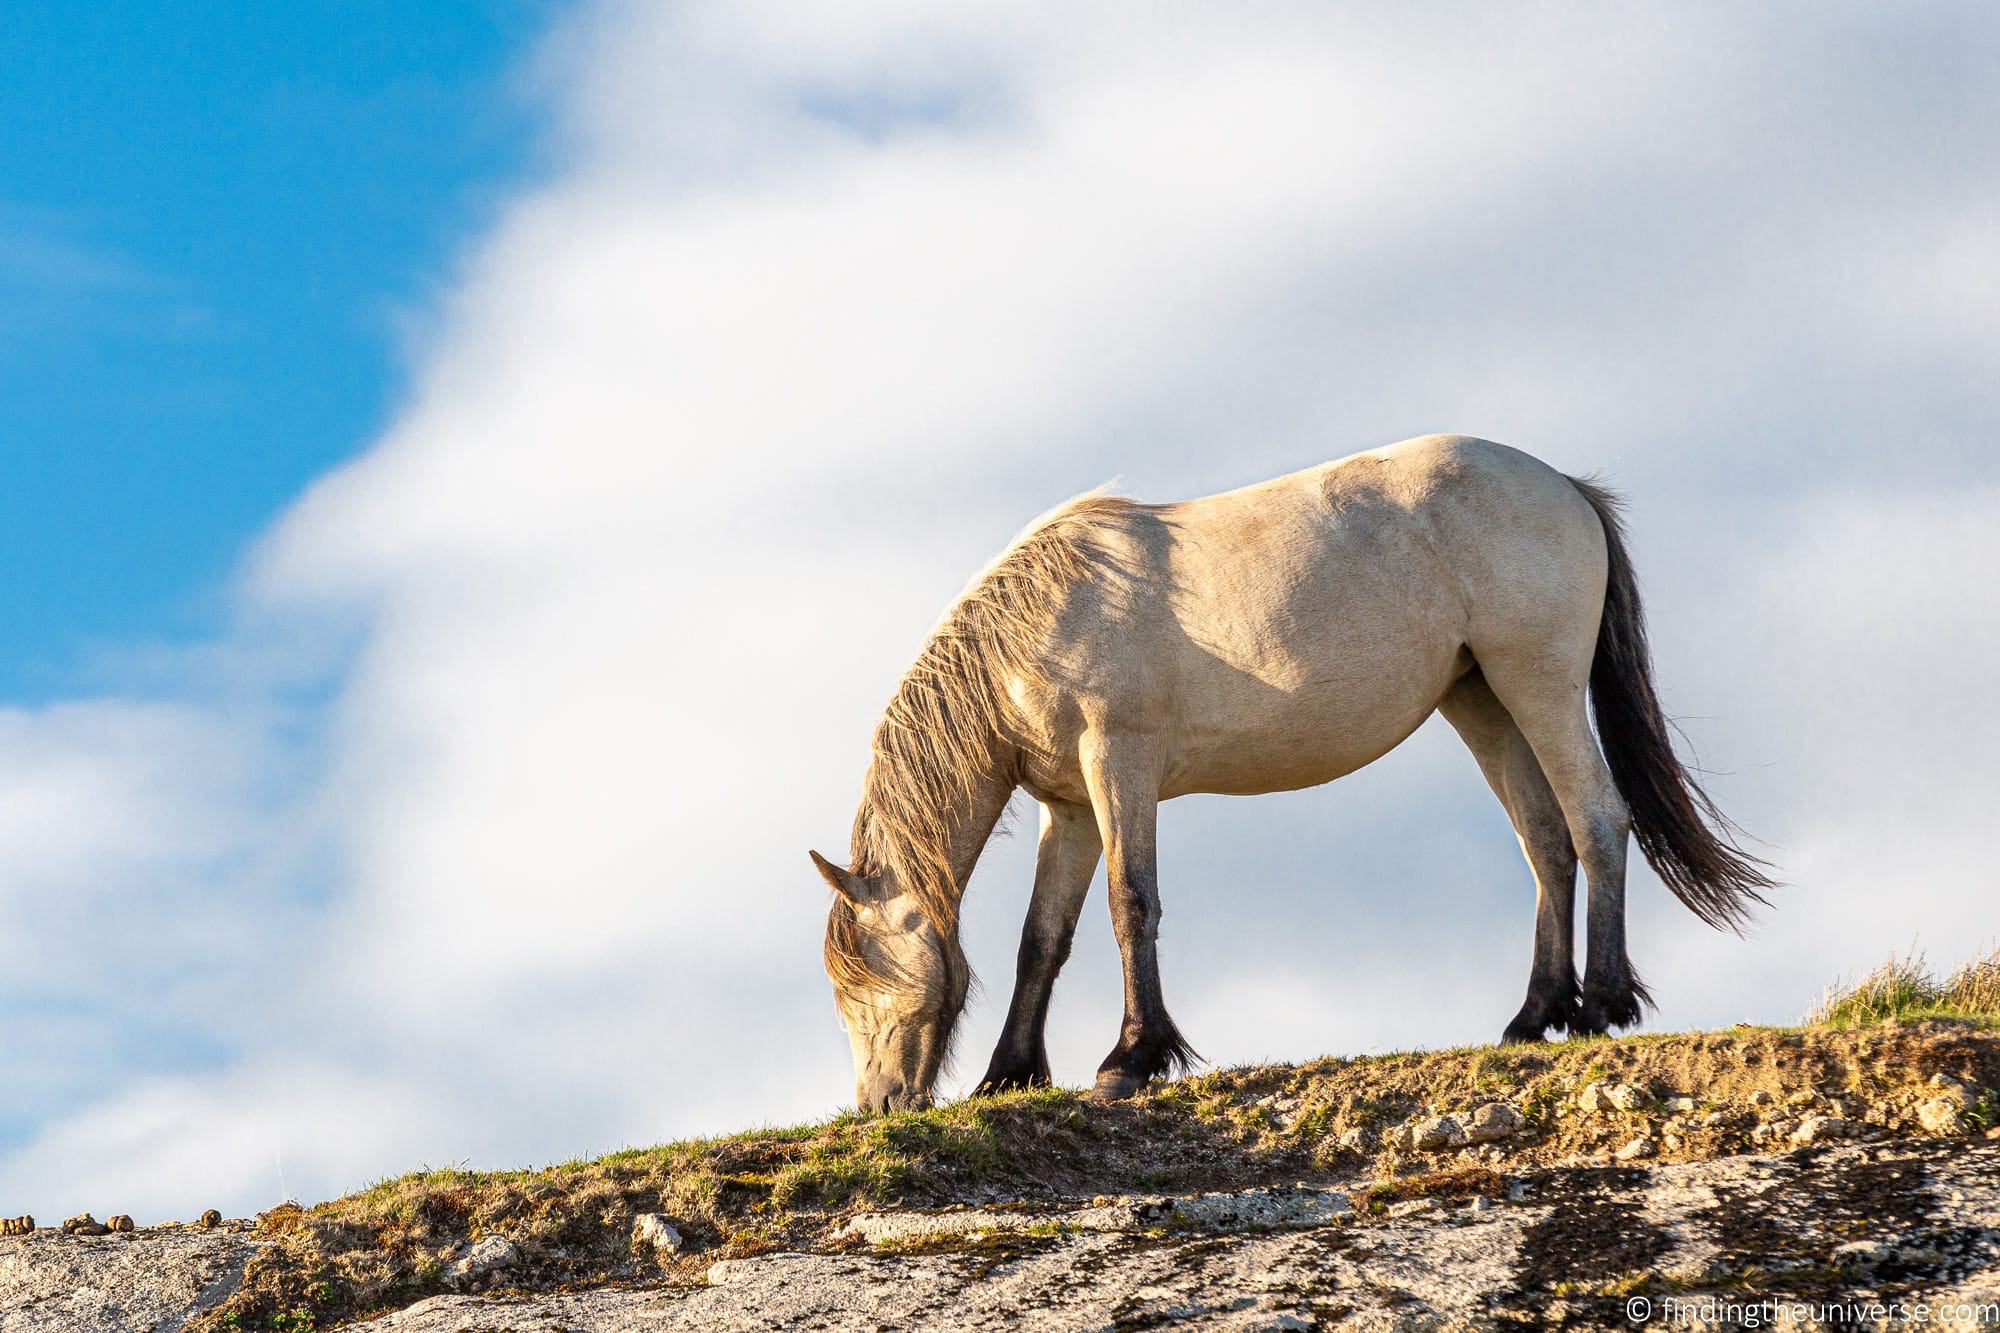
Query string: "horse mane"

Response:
xmin=825 ymin=491 xmax=1143 ymax=1010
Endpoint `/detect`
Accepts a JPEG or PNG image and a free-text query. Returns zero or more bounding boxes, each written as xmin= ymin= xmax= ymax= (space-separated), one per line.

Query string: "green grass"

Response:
xmin=1808 ymin=949 xmax=2000 ymax=1029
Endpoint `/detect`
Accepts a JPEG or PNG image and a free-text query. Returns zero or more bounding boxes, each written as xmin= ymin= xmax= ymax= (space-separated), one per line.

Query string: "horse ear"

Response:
xmin=810 ymin=849 xmax=869 ymax=905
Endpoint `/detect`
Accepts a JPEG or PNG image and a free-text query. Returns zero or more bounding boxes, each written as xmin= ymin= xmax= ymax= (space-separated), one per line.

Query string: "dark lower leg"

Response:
xmin=1503 ymin=837 xmax=1581 ymax=1042
xmin=979 ymin=932 xmax=1068 ymax=1091
xmin=1504 ymin=911 xmax=1581 ymax=1042
xmin=1083 ymin=749 xmax=1194 ymax=1100
xmin=1494 ymin=737 xmax=1583 ymax=1043
xmin=979 ymin=802 xmax=1097 ymax=1093
xmin=1574 ymin=810 xmax=1650 ymax=1033
xmin=1092 ymin=865 xmax=1196 ymax=1098
xmin=1438 ymin=676 xmax=1584 ymax=1046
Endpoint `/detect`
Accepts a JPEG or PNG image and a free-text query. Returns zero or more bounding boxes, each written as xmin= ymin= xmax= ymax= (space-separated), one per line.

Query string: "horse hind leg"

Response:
xmin=1439 ymin=670 xmax=1582 ymax=1043
xmin=1474 ymin=649 xmax=1650 ymax=1036
xmin=977 ymin=799 xmax=1100 ymax=1094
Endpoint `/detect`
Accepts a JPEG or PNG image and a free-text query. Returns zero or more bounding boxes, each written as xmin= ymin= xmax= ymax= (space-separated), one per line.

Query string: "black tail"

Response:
xmin=1570 ymin=477 xmax=1776 ymax=933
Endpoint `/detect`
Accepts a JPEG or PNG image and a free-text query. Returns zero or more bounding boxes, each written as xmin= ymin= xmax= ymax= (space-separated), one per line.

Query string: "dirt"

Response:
xmin=5 ymin=1020 xmax=1999 ymax=1330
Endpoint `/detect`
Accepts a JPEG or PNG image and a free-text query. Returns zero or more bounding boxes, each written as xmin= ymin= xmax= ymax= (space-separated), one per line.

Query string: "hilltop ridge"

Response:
xmin=6 ymin=1001 xmax=2000 ymax=1330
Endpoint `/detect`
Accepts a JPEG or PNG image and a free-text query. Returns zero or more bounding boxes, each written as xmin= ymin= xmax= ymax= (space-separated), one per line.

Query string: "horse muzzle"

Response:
xmin=858 ymin=1082 xmax=933 ymax=1115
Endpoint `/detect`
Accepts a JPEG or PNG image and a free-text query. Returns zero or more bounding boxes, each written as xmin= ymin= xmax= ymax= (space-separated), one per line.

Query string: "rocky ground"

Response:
xmin=9 ymin=1141 xmax=2000 ymax=1330
xmin=4 ymin=1021 xmax=1999 ymax=1331
xmin=339 ymin=1139 xmax=2000 ymax=1330
xmin=0 ymin=1223 xmax=259 ymax=1332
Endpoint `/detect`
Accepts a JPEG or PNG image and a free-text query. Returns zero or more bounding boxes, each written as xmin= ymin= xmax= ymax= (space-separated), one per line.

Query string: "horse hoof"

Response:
xmin=976 ymin=1066 xmax=1050 ymax=1097
xmin=1576 ymin=995 xmax=1642 ymax=1035
xmin=1569 ymin=1005 xmax=1614 ymax=1037
xmin=1088 ymin=1071 xmax=1143 ymax=1102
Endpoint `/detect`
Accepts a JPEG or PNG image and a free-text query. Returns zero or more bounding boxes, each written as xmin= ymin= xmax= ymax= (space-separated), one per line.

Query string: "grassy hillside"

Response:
xmin=200 ymin=952 xmax=2000 ymax=1331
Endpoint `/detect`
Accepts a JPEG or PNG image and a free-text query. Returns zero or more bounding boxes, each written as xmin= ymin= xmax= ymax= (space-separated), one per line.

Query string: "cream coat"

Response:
xmin=815 ymin=435 xmax=1771 ymax=1111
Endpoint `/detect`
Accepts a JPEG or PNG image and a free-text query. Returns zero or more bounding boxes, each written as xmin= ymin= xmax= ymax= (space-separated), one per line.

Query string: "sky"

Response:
xmin=1 ymin=1 xmax=1997 ymax=1222
xmin=0 ymin=2 xmax=545 ymax=698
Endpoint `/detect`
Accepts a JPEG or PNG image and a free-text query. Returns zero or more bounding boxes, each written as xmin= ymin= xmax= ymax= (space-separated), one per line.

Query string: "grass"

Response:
xmin=1807 ymin=948 xmax=2000 ymax=1029
xmin=194 ymin=985 xmax=2000 ymax=1332
xmin=1354 ymin=1167 xmax=1505 ymax=1215
xmin=330 ymin=1086 xmax=1075 ymax=1248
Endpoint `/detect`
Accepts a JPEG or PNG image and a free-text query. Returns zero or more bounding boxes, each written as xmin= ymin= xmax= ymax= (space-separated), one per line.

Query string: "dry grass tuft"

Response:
xmin=1808 ymin=948 xmax=2000 ymax=1029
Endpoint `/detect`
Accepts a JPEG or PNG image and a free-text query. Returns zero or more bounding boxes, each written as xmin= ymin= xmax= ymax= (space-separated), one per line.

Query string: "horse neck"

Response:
xmin=859 ymin=760 xmax=1016 ymax=919
xmin=939 ymin=768 xmax=1016 ymax=903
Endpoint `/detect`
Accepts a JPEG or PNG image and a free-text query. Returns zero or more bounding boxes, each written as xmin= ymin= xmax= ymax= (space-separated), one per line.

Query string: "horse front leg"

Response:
xmin=1082 ymin=733 xmax=1196 ymax=1101
xmin=977 ymin=799 xmax=1101 ymax=1093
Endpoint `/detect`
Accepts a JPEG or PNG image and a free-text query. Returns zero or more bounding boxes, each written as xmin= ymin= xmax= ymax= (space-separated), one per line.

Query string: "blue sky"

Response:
xmin=0 ymin=3 xmax=549 ymax=698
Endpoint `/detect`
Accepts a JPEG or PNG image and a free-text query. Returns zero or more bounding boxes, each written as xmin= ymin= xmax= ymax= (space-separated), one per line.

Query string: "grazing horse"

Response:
xmin=812 ymin=435 xmax=1772 ymax=1111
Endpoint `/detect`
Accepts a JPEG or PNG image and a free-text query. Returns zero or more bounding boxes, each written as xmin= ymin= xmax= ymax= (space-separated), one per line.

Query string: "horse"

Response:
xmin=811 ymin=434 xmax=1772 ymax=1112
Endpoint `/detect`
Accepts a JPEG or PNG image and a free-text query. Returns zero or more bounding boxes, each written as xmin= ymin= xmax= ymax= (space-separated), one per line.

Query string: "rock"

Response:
xmin=1336 ymin=1126 xmax=1371 ymax=1152
xmin=61 ymin=1213 xmax=110 ymax=1237
xmin=1170 ymin=1188 xmax=1349 ymax=1230
xmin=1918 ymin=1097 xmax=1965 ymax=1135
xmin=1790 ymin=1115 xmax=1851 ymax=1145
xmin=1606 ymin=1084 xmax=1654 ymax=1112
xmin=448 ymin=1234 xmax=520 ymax=1284
xmin=1665 ymin=1096 xmax=1698 ymax=1114
xmin=1927 ymin=1077 xmax=1975 ymax=1109
xmin=0 ymin=1222 xmax=258 ymax=1328
xmin=1576 ymin=1082 xmax=1614 ymax=1113
xmin=1464 ymin=1103 xmax=1523 ymax=1143
xmin=844 ymin=1187 xmax=1348 ymax=1247
xmin=1614 ymin=1135 xmax=1657 ymax=1161
xmin=1579 ymin=1082 xmax=1652 ymax=1113
xmin=332 ymin=1141 xmax=2000 ymax=1332
xmin=1748 ymin=1090 xmax=1775 ymax=1107
xmin=1 ymin=1216 xmax=31 ymax=1238
xmin=351 ymin=1152 xmax=2000 ymax=1332
xmin=1411 ymin=1115 xmax=1468 ymax=1151
xmin=633 ymin=1213 xmax=684 ymax=1257
xmin=1700 ymin=1112 xmax=1728 ymax=1128
xmin=1835 ymin=1237 xmax=1891 ymax=1261
xmin=1751 ymin=1122 xmax=1783 ymax=1146
xmin=1785 ymin=1090 xmax=1819 ymax=1109
xmin=105 ymin=1215 xmax=135 ymax=1234
xmin=197 ymin=1209 xmax=223 ymax=1229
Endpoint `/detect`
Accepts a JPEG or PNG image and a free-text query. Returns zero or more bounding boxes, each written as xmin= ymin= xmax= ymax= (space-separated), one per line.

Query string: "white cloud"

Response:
xmin=3 ymin=1 xmax=1998 ymax=1220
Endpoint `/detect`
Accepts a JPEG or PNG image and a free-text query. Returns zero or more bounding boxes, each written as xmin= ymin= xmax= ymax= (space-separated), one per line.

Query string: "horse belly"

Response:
xmin=1155 ymin=490 xmax=1469 ymax=799
xmin=1161 ymin=652 xmax=1459 ymax=797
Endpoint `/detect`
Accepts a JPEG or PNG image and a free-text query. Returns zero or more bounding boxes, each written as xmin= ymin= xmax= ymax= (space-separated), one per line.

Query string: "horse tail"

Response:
xmin=1569 ymin=476 xmax=1776 ymax=933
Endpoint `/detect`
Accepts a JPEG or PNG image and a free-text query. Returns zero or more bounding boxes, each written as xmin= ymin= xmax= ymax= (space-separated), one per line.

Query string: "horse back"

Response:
xmin=1018 ymin=436 xmax=1605 ymax=799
